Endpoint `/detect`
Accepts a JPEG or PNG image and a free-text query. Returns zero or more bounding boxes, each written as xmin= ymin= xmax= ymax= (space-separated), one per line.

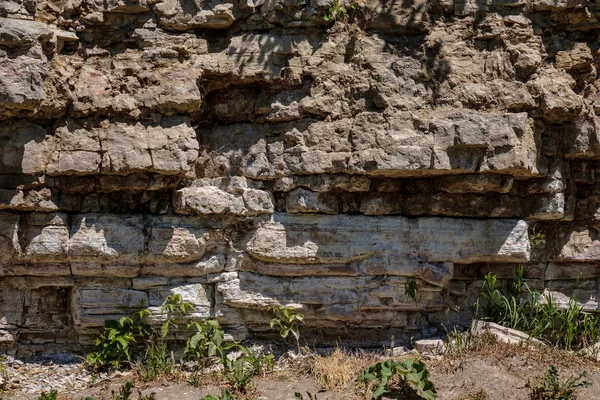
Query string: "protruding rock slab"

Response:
xmin=471 ymin=319 xmax=543 ymax=345
xmin=246 ymin=213 xmax=530 ymax=266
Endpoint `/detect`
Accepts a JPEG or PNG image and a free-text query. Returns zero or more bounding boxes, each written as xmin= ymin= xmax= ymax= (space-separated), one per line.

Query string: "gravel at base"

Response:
xmin=1 ymin=354 xmax=94 ymax=396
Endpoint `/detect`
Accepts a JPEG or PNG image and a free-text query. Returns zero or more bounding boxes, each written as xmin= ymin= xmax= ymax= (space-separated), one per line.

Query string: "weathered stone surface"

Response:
xmin=285 ymin=188 xmax=339 ymax=214
xmin=218 ymin=272 xmax=444 ymax=312
xmin=0 ymin=57 xmax=46 ymax=111
xmin=547 ymin=225 xmax=600 ymax=262
xmin=199 ymin=111 xmax=539 ymax=179
xmin=101 ymin=117 xmax=198 ymax=175
xmin=530 ymin=69 xmax=583 ymax=123
xmin=174 ymin=178 xmax=273 ymax=216
xmin=414 ymin=338 xmax=444 ymax=354
xmin=247 ymin=214 xmax=530 ymax=284
xmin=69 ymin=214 xmax=145 ymax=263
xmin=5 ymin=0 xmax=600 ymax=352
xmin=145 ymin=216 xmax=212 ymax=262
xmin=274 ymin=175 xmax=371 ymax=193
xmin=153 ymin=0 xmax=236 ymax=30
xmin=0 ymin=120 xmax=52 ymax=175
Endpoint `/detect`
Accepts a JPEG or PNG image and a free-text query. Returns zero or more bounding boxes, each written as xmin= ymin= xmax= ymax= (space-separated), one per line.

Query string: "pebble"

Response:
xmin=1 ymin=354 xmax=92 ymax=396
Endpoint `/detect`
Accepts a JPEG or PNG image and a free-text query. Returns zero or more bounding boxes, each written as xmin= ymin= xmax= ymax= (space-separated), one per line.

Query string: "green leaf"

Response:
xmin=158 ymin=323 xmax=167 ymax=338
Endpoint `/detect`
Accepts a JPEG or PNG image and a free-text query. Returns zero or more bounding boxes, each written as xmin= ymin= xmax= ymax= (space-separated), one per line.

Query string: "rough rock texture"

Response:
xmin=3 ymin=0 xmax=600 ymax=354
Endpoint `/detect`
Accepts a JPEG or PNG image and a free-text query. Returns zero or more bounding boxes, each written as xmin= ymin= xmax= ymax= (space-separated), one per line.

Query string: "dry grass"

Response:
xmin=308 ymin=348 xmax=380 ymax=392
xmin=430 ymin=330 xmax=600 ymax=378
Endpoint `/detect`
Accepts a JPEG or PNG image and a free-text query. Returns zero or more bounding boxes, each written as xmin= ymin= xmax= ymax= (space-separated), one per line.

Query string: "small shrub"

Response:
xmin=38 ymin=390 xmax=58 ymax=400
xmin=356 ymin=358 xmax=437 ymax=400
xmin=159 ymin=293 xmax=195 ymax=338
xmin=184 ymin=317 xmax=273 ymax=393
xmin=528 ymin=366 xmax=591 ymax=400
xmin=87 ymin=309 xmax=152 ymax=370
xmin=135 ymin=294 xmax=193 ymax=381
xmin=184 ymin=318 xmax=229 ymax=363
xmin=269 ymin=305 xmax=304 ymax=352
xmin=222 ymin=345 xmax=274 ymax=393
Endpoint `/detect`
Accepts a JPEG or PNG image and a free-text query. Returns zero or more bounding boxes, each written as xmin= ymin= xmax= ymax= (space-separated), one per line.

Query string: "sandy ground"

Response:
xmin=4 ymin=340 xmax=600 ymax=400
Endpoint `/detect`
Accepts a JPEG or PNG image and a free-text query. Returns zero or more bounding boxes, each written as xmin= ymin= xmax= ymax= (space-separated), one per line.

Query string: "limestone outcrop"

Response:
xmin=2 ymin=0 xmax=600 ymax=355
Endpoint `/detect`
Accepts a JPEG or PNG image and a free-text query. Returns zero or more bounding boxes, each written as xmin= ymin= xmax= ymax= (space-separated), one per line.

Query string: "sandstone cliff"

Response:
xmin=2 ymin=0 xmax=600 ymax=355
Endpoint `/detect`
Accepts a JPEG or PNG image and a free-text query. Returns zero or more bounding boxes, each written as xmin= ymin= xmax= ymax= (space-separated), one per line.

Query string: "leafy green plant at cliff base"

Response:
xmin=477 ymin=266 xmax=600 ymax=351
xmin=135 ymin=294 xmax=195 ymax=380
xmin=111 ymin=381 xmax=156 ymax=400
xmin=184 ymin=318 xmax=229 ymax=363
xmin=222 ymin=344 xmax=275 ymax=393
xmin=159 ymin=293 xmax=195 ymax=339
xmin=269 ymin=305 xmax=304 ymax=353
xmin=184 ymin=317 xmax=274 ymax=392
xmin=356 ymin=358 xmax=437 ymax=400
xmin=86 ymin=308 xmax=152 ymax=370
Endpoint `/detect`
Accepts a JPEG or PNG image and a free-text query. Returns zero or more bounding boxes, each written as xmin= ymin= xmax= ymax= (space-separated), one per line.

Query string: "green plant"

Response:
xmin=269 ymin=305 xmax=304 ymax=352
xmin=87 ymin=309 xmax=152 ymax=370
xmin=185 ymin=318 xmax=230 ymax=363
xmin=112 ymin=381 xmax=134 ymax=400
xmin=159 ymin=293 xmax=195 ymax=338
xmin=111 ymin=381 xmax=156 ymax=400
xmin=324 ymin=0 xmax=347 ymax=21
xmin=184 ymin=317 xmax=273 ymax=392
xmin=295 ymin=392 xmax=319 ymax=400
xmin=38 ymin=390 xmax=58 ymax=400
xmin=477 ymin=267 xmax=600 ymax=351
xmin=135 ymin=339 xmax=175 ymax=381
xmin=135 ymin=294 xmax=192 ymax=381
xmin=222 ymin=345 xmax=274 ymax=393
xmin=405 ymin=279 xmax=419 ymax=304
xmin=356 ymin=358 xmax=437 ymax=400
xmin=529 ymin=227 xmax=547 ymax=253
xmin=201 ymin=390 xmax=235 ymax=400
xmin=528 ymin=366 xmax=591 ymax=399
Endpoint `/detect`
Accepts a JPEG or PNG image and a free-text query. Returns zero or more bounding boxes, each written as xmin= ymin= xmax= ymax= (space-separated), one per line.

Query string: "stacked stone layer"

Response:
xmin=3 ymin=0 xmax=600 ymax=354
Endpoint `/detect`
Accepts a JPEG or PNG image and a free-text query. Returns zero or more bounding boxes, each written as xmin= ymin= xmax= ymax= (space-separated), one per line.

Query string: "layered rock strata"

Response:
xmin=2 ymin=0 xmax=600 ymax=354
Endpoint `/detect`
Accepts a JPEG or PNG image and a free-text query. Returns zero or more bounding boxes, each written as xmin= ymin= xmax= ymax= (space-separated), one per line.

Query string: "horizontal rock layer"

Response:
xmin=3 ymin=0 xmax=600 ymax=353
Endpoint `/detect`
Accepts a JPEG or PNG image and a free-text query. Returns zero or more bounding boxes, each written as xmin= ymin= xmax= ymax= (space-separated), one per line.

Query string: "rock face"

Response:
xmin=2 ymin=0 xmax=600 ymax=354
